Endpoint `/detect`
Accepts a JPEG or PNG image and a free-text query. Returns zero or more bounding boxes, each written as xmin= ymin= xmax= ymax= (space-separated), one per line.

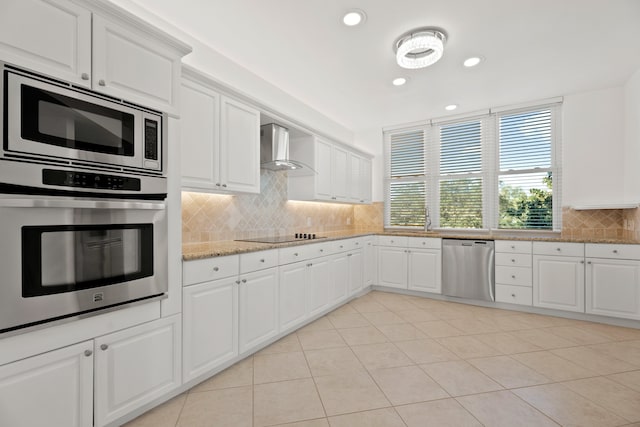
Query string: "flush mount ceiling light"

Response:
xmin=445 ymin=104 xmax=458 ymax=111
xmin=394 ymin=27 xmax=447 ymax=69
xmin=342 ymin=9 xmax=366 ymax=26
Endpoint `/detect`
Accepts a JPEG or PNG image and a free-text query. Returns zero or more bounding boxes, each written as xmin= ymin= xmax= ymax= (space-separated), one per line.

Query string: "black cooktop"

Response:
xmin=235 ymin=234 xmax=326 ymax=244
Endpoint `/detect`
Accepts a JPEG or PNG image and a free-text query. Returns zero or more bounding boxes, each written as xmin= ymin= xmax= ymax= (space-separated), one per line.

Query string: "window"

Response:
xmin=384 ymin=102 xmax=561 ymax=231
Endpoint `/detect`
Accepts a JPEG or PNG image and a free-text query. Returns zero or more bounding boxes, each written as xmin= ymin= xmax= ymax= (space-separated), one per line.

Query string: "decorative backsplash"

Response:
xmin=182 ymin=170 xmax=356 ymax=243
xmin=561 ymin=207 xmax=628 ymax=240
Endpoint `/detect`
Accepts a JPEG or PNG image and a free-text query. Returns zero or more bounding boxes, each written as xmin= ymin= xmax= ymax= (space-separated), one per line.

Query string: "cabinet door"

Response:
xmin=219 ymin=96 xmax=261 ymax=193
xmin=586 ymin=258 xmax=640 ymax=320
xmin=308 ymin=257 xmax=331 ymax=316
xmin=348 ymin=153 xmax=362 ymax=203
xmin=94 ymin=315 xmax=181 ymax=426
xmin=0 ymin=0 xmax=91 ymax=86
xmin=183 ymin=278 xmax=238 ymax=383
xmin=332 ymin=146 xmax=349 ymax=202
xmin=180 ymin=79 xmax=220 ymax=190
xmin=533 ymin=255 xmax=585 ymax=312
xmin=0 ymin=341 xmax=93 ymax=427
xmin=315 ymin=139 xmax=333 ymax=199
xmin=349 ymin=250 xmax=364 ymax=295
xmin=279 ymin=262 xmax=308 ymax=331
xmin=92 ymin=15 xmax=181 ymax=113
xmin=363 ymin=238 xmax=375 ymax=286
xmin=330 ymin=254 xmax=349 ymax=304
xmin=238 ymin=267 xmax=279 ymax=353
xmin=361 ymin=158 xmax=372 ymax=204
xmin=377 ymin=247 xmax=408 ymax=289
xmin=408 ymin=249 xmax=441 ymax=294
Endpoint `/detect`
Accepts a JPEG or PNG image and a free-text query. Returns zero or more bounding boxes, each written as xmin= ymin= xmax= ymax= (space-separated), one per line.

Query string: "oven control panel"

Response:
xmin=43 ymin=169 xmax=141 ymax=191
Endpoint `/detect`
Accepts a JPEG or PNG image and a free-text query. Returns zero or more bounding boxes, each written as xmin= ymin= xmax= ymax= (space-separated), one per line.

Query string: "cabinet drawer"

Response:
xmin=407 ymin=237 xmax=442 ymax=249
xmin=377 ymin=235 xmax=408 ymax=247
xmin=279 ymin=245 xmax=311 ymax=265
xmin=332 ymin=239 xmax=351 ymax=253
xmin=496 ymin=266 xmax=532 ymax=287
xmin=496 ymin=284 xmax=532 ymax=306
xmin=533 ymin=241 xmax=584 ymax=257
xmin=183 ymin=255 xmax=239 ymax=286
xmin=307 ymin=241 xmax=332 ymax=258
xmin=495 ymin=253 xmax=532 ymax=268
xmin=240 ymin=249 xmax=279 ymax=273
xmin=585 ymin=243 xmax=640 ymax=260
xmin=495 ymin=240 xmax=532 ymax=254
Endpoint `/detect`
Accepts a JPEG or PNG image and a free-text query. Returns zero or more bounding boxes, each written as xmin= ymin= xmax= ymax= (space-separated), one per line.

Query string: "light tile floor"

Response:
xmin=124 ymin=291 xmax=640 ymax=427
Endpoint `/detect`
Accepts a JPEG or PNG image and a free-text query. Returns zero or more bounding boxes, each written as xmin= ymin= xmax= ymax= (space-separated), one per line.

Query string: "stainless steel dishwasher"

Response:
xmin=442 ymin=239 xmax=495 ymax=301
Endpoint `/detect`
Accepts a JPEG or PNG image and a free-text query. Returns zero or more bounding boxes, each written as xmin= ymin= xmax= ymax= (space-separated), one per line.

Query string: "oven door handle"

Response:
xmin=0 ymin=198 xmax=166 ymax=210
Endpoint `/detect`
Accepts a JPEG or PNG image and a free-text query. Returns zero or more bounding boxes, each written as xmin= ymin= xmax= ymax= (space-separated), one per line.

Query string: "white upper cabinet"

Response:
xmin=0 ymin=0 xmax=91 ymax=86
xmin=288 ymin=136 xmax=372 ymax=204
xmin=0 ymin=0 xmax=191 ymax=114
xmin=180 ymin=70 xmax=260 ymax=194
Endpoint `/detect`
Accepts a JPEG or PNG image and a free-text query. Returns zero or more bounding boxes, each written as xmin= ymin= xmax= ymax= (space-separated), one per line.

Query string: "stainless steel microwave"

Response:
xmin=1 ymin=63 xmax=165 ymax=178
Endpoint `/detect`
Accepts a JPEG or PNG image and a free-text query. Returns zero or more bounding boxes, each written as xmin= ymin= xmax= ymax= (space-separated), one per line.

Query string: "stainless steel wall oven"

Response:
xmin=0 ymin=62 xmax=169 ymax=336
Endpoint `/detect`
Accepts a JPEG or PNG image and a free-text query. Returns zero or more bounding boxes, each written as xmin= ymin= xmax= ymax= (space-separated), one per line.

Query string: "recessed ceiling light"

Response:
xmin=343 ymin=10 xmax=366 ymax=26
xmin=392 ymin=77 xmax=407 ymax=86
xmin=463 ymin=56 xmax=482 ymax=67
xmin=445 ymin=104 xmax=458 ymax=111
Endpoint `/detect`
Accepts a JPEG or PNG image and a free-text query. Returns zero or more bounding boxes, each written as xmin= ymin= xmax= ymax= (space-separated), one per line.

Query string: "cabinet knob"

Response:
xmin=355 ymin=242 xmax=359 ymax=245
xmin=236 ymin=280 xmax=241 ymax=284
xmin=241 ymin=279 xmax=247 ymax=283
xmin=222 ymin=184 xmax=227 ymax=188
xmin=307 ymin=263 xmax=312 ymax=267
xmin=390 ymin=240 xmax=394 ymax=243
xmin=348 ymin=253 xmax=353 ymax=257
xmin=511 ymin=259 xmax=516 ymax=263
xmin=556 ymin=247 xmax=561 ymax=252
xmin=260 ymin=258 xmax=265 ymax=263
xmin=511 ymin=293 xmax=516 ymax=298
xmin=100 ymin=344 xmax=108 ymax=351
xmin=580 ymin=260 xmax=585 ymax=264
xmin=422 ymin=242 xmax=426 ymax=245
xmin=98 ymin=79 xmax=106 ymax=86
xmin=511 ymin=245 xmax=515 ymax=249
xmin=294 ymin=253 xmax=299 ymax=256
xmin=213 ymin=267 xmax=219 ymax=272
xmin=613 ymin=249 xmax=619 ymax=254
xmin=511 ymin=275 xmax=516 ymax=279
xmin=320 ymin=249 xmax=324 ymax=252
xmin=84 ymin=350 xmax=93 ymax=357
xmin=332 ymin=197 xmax=337 ymax=200
xmin=216 ymin=183 xmax=221 ymax=187
xmin=81 ymin=73 xmax=89 ymax=80
xmin=587 ymin=261 xmax=592 ymax=264
xmin=339 ymin=245 xmax=343 ymax=249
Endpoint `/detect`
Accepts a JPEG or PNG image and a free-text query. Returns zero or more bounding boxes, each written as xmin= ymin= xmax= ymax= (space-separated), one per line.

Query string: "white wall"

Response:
xmin=624 ymin=68 xmax=640 ymax=201
xmin=560 ymin=86 xmax=626 ymax=207
xmin=109 ymin=0 xmax=354 ymax=145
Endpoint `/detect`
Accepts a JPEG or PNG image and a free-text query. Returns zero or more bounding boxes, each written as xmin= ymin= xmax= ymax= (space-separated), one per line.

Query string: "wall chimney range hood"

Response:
xmin=260 ymin=123 xmax=305 ymax=171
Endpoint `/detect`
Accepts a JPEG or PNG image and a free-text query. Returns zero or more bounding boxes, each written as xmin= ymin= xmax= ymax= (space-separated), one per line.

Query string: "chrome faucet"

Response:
xmin=424 ymin=207 xmax=432 ymax=231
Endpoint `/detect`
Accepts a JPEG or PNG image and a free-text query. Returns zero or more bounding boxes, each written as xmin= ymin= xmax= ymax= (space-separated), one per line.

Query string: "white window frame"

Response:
xmin=384 ymin=100 xmax=562 ymax=232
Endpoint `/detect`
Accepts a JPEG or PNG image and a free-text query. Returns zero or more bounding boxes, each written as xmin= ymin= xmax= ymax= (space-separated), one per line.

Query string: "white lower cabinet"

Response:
xmin=0 ymin=315 xmax=181 ymax=427
xmin=348 ymin=250 xmax=364 ymax=295
xmin=307 ymin=258 xmax=331 ymax=317
xmin=533 ymin=242 xmax=585 ymax=312
xmin=94 ymin=315 xmax=182 ymax=426
xmin=238 ymin=267 xmax=279 ymax=353
xmin=586 ymin=257 xmax=640 ymax=320
xmin=329 ymin=253 xmax=349 ymax=304
xmin=407 ymin=249 xmax=441 ymax=293
xmin=363 ymin=237 xmax=375 ymax=287
xmin=0 ymin=340 xmax=94 ymax=427
xmin=377 ymin=246 xmax=409 ymax=289
xmin=183 ymin=278 xmax=238 ymax=383
xmin=279 ymin=261 xmax=308 ymax=331
xmin=494 ymin=240 xmax=532 ymax=306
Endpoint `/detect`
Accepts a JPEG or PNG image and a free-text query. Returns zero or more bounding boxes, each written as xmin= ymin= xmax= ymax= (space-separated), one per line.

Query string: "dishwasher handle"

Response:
xmin=488 ymin=248 xmax=495 ymax=302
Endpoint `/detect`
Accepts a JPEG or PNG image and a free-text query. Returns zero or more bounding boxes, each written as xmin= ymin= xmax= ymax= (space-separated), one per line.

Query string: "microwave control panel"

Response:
xmin=144 ymin=118 xmax=159 ymax=161
xmin=42 ymin=169 xmax=141 ymax=191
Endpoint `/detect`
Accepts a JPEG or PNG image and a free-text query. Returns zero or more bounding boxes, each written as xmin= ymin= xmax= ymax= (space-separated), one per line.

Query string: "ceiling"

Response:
xmin=129 ymin=0 xmax=640 ymax=132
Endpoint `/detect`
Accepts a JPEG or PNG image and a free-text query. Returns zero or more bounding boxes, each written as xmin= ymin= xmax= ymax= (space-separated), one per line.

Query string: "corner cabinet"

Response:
xmin=288 ymin=136 xmax=372 ymax=204
xmin=181 ymin=69 xmax=261 ymax=194
xmin=0 ymin=0 xmax=191 ymax=114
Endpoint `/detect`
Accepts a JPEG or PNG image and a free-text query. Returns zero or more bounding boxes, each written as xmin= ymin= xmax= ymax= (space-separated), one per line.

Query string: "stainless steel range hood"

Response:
xmin=260 ymin=123 xmax=305 ymax=171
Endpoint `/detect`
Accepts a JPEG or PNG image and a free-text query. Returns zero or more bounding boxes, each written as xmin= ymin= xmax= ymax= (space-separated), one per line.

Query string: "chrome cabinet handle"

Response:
xmin=294 ymin=253 xmax=299 ymax=256
xmin=98 ymin=79 xmax=106 ymax=86
xmin=613 ymin=249 xmax=619 ymax=254
xmin=587 ymin=261 xmax=592 ymax=264
xmin=100 ymin=344 xmax=108 ymax=351
xmin=222 ymin=184 xmax=227 ymax=188
xmin=511 ymin=245 xmax=516 ymax=249
xmin=236 ymin=280 xmax=241 ymax=284
xmin=241 ymin=279 xmax=247 ymax=283
xmin=348 ymin=253 xmax=353 ymax=257
xmin=81 ymin=73 xmax=89 ymax=80
xmin=84 ymin=350 xmax=93 ymax=357
xmin=580 ymin=260 xmax=585 ymax=264
xmin=213 ymin=267 xmax=219 ymax=272
xmin=511 ymin=293 xmax=516 ymax=298
xmin=511 ymin=259 xmax=516 ymax=263
xmin=320 ymin=249 xmax=324 ymax=252
xmin=556 ymin=247 xmax=561 ymax=252
xmin=216 ymin=183 xmax=221 ymax=187
xmin=511 ymin=275 xmax=516 ymax=279
xmin=339 ymin=245 xmax=344 ymax=249
xmin=260 ymin=259 xmax=265 ymax=263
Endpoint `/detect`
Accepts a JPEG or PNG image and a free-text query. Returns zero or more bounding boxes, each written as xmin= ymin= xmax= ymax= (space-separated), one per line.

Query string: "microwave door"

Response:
xmin=6 ymin=71 xmax=145 ymax=169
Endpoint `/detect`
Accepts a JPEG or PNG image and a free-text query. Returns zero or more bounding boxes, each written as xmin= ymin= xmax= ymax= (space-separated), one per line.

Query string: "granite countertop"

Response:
xmin=183 ymin=229 xmax=639 ymax=260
